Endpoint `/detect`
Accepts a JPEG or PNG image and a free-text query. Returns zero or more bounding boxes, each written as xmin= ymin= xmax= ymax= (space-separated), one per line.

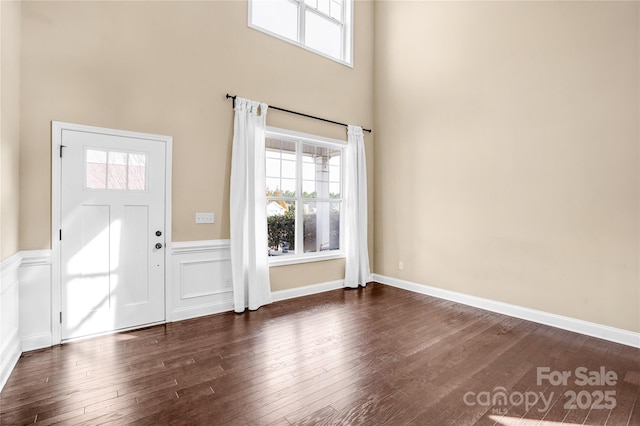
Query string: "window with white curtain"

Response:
xmin=265 ymin=127 xmax=345 ymax=266
xmin=249 ymin=0 xmax=353 ymax=66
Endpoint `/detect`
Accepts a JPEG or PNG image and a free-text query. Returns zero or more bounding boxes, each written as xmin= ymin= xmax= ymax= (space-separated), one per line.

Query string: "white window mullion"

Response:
xmin=343 ymin=0 xmax=352 ymax=64
xmin=295 ymin=141 xmax=304 ymax=255
xmin=298 ymin=1 xmax=306 ymax=45
xmin=249 ymin=0 xmax=353 ymax=66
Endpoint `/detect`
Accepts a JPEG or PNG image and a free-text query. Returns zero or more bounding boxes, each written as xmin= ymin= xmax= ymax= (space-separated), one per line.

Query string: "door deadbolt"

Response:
xmin=155 ymin=243 xmax=163 ymax=249
xmin=156 ymin=231 xmax=162 ymax=236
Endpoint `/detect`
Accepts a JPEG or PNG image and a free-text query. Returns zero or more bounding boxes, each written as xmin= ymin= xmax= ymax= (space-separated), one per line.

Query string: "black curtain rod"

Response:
xmin=225 ymin=94 xmax=372 ymax=134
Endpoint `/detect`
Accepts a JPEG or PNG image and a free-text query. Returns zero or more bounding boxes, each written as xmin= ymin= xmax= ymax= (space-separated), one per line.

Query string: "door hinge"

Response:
xmin=59 ymin=145 xmax=66 ymax=158
xmin=59 ymin=312 xmax=62 ymax=323
xmin=59 ymin=229 xmax=62 ymax=241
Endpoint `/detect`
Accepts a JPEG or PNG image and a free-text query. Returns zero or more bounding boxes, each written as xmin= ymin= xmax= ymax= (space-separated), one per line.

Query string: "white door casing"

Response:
xmin=52 ymin=122 xmax=173 ymax=342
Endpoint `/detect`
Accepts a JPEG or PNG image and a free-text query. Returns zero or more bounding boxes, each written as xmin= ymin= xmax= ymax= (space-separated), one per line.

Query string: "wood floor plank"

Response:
xmin=1 ymin=282 xmax=638 ymax=426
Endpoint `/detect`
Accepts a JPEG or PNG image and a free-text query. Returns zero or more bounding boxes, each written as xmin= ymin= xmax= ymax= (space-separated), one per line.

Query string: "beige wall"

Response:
xmin=1 ymin=0 xmax=21 ymax=261
xmin=19 ymin=1 xmax=374 ymax=288
xmin=374 ymin=1 xmax=639 ymax=332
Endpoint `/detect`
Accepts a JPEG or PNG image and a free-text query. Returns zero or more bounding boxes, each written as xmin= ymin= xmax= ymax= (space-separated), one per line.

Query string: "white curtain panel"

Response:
xmin=230 ymin=97 xmax=273 ymax=312
xmin=344 ymin=125 xmax=371 ymax=288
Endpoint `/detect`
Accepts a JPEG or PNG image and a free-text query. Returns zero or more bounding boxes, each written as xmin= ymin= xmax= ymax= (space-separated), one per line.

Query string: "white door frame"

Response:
xmin=51 ymin=121 xmax=173 ymax=344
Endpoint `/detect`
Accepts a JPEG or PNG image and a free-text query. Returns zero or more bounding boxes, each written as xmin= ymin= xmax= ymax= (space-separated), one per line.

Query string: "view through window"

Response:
xmin=265 ymin=130 xmax=343 ymax=260
xmin=249 ymin=0 xmax=353 ymax=65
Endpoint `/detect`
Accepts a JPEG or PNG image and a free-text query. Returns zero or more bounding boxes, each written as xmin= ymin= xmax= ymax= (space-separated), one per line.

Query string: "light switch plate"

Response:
xmin=195 ymin=212 xmax=214 ymax=224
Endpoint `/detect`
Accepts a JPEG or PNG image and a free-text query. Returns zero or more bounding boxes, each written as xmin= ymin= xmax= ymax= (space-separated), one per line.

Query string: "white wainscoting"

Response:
xmin=19 ymin=250 xmax=53 ymax=352
xmin=170 ymin=240 xmax=234 ymax=321
xmin=1 ymin=253 xmax=22 ymax=391
xmin=271 ymin=280 xmax=344 ymax=302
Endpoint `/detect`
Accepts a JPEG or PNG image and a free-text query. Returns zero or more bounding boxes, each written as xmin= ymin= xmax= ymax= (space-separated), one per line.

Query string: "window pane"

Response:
xmin=305 ymin=11 xmax=342 ymax=59
xmin=281 ymin=159 xmax=296 ymax=179
xmin=267 ymin=200 xmax=296 ymax=256
xmin=301 ymin=144 xmax=341 ymax=199
xmin=329 ymin=165 xmax=340 ymax=182
xmin=107 ymin=152 xmax=127 ymax=190
xmin=86 ymin=149 xmax=107 ymax=189
xmin=303 ymin=201 xmax=340 ymax=253
xmin=302 ymin=180 xmax=315 ymax=197
xmin=127 ymin=153 xmax=146 ymax=191
xmin=251 ymin=0 xmax=298 ymax=42
xmin=330 ymin=0 xmax=343 ymax=21
xmin=280 ymin=178 xmax=296 ymax=195
xmin=329 ymin=182 xmax=340 ymax=198
xmin=266 ymin=158 xmax=280 ymax=178
xmin=302 ymin=161 xmax=315 ymax=181
xmin=266 ymin=178 xmax=282 ymax=195
xmin=266 ymin=138 xmax=297 ymax=196
xmin=317 ymin=0 xmax=330 ymax=16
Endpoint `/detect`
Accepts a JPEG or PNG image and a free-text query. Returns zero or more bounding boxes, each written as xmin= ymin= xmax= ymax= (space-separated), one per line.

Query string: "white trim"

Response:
xmin=266 ymin=126 xmax=347 ymax=148
xmin=171 ymin=301 xmax=234 ymax=322
xmin=172 ymin=239 xmax=231 ymax=255
xmin=61 ymin=321 xmax=166 ymax=344
xmin=51 ymin=122 xmax=62 ymax=345
xmin=373 ymin=274 xmax=640 ymax=349
xmin=0 ymin=252 xmax=22 ymax=277
xmin=271 ymin=279 xmax=344 ymax=302
xmin=164 ymin=135 xmax=174 ymax=323
xmin=1 ymin=252 xmax=22 ymax=391
xmin=20 ymin=250 xmax=51 ymax=267
xmin=51 ymin=121 xmax=173 ymax=343
xmin=21 ymin=333 xmax=52 ymax=353
xmin=0 ymin=331 xmax=20 ymax=392
xmin=269 ymin=252 xmax=345 ymax=267
xmin=19 ymin=249 xmax=54 ymax=352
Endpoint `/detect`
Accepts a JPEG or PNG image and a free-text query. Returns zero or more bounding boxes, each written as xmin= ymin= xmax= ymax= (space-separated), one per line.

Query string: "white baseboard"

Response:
xmin=0 ymin=330 xmax=21 ymax=391
xmin=21 ymin=332 xmax=53 ymax=353
xmin=271 ymin=280 xmax=344 ymax=303
xmin=171 ymin=301 xmax=235 ymax=322
xmin=373 ymin=274 xmax=640 ymax=349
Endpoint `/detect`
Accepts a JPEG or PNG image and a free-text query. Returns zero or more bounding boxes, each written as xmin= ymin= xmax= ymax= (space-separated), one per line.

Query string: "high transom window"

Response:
xmin=249 ymin=0 xmax=353 ymax=66
xmin=265 ymin=127 xmax=345 ymax=265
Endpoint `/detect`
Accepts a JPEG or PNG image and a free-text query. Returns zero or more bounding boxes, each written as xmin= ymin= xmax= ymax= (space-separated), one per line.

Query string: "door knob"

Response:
xmin=156 ymin=231 xmax=162 ymax=236
xmin=155 ymin=243 xmax=163 ymax=249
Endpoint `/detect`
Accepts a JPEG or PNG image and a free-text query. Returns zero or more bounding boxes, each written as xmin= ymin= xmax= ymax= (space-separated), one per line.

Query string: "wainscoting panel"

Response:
xmin=171 ymin=240 xmax=233 ymax=322
xmin=1 ymin=253 xmax=22 ymax=391
xmin=19 ymin=251 xmax=53 ymax=352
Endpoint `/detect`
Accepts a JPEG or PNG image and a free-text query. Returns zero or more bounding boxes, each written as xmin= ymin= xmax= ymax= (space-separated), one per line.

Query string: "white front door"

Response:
xmin=60 ymin=127 xmax=166 ymax=340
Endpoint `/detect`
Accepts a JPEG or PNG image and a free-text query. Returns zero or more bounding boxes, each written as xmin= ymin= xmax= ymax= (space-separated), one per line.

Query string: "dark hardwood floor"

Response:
xmin=1 ymin=283 xmax=639 ymax=425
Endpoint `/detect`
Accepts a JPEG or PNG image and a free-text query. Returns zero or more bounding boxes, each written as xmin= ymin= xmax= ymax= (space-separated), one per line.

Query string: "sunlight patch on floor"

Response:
xmin=490 ymin=415 xmax=583 ymax=426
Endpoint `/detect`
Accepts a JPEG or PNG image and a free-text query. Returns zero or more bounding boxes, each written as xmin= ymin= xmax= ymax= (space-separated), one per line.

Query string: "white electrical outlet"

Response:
xmin=398 ymin=261 xmax=404 ymax=270
xmin=195 ymin=213 xmax=214 ymax=224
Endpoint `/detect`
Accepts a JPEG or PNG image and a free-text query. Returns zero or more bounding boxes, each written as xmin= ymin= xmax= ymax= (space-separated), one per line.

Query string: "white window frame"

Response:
xmin=248 ymin=0 xmax=354 ymax=67
xmin=266 ymin=126 xmax=346 ymax=267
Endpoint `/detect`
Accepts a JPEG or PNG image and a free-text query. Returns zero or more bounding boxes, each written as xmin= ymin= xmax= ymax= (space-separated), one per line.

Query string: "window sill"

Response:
xmin=268 ymin=252 xmax=345 ymax=267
